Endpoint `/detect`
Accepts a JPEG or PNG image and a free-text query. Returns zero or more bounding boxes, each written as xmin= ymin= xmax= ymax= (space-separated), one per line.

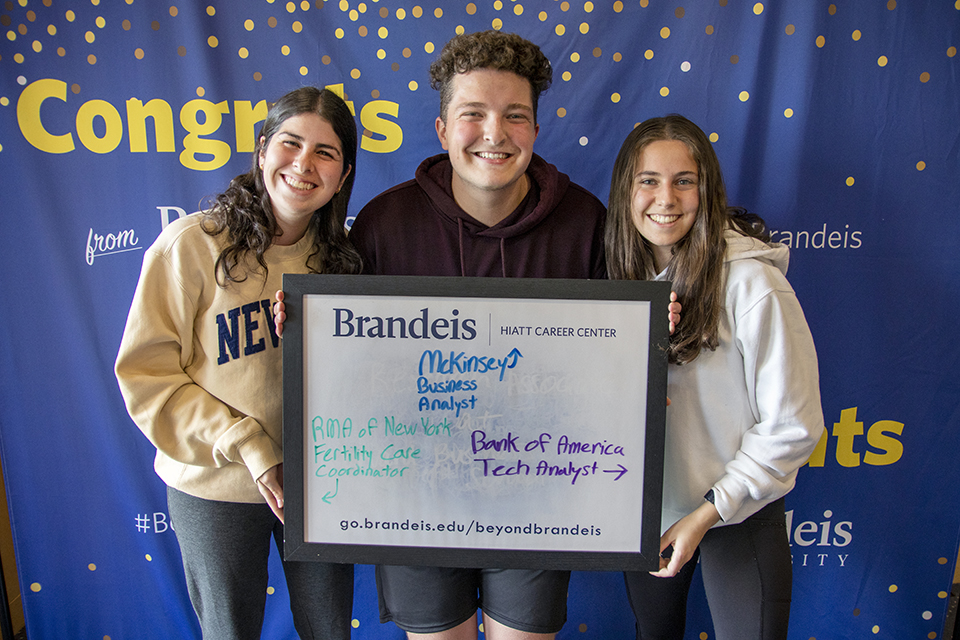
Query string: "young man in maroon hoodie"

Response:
xmin=276 ymin=29 xmax=678 ymax=640
xmin=349 ymin=31 xmax=603 ymax=640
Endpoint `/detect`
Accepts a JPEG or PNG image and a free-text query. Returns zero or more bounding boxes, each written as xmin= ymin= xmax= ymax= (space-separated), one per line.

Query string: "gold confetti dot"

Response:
xmin=30 ymin=583 xmax=41 ymax=593
xmin=579 ymin=623 xmax=588 ymax=632
xmin=71 ymin=84 xmax=81 ymax=94
xmin=613 ymin=52 xmax=622 ymax=62
xmin=338 ymin=0 xmax=348 ymax=10
xmin=282 ymin=45 xmax=290 ymax=55
xmin=293 ymin=21 xmax=303 ymax=33
xmin=239 ymin=47 xmax=248 ymax=58
xmin=170 ymin=6 xmax=178 ymax=17
xmin=940 ymin=590 xmax=949 ymax=598
xmin=611 ymin=93 xmax=620 ymax=103
xmin=206 ymin=6 xmax=216 ymax=16
xmin=151 ymin=20 xmax=160 ymax=30
xmin=85 ymin=30 xmax=95 ymax=43
xmin=539 ymin=11 xmax=548 ymax=21
xmin=322 ymin=54 xmax=331 ymax=64
xmin=267 ymin=586 xmax=276 ymax=595
xmin=570 ymin=52 xmax=580 ymax=62
xmin=253 ymin=71 xmax=262 ymax=80
xmin=377 ymin=26 xmax=387 ymax=38
xmin=699 ymin=633 xmax=708 ymax=640
xmin=425 ymin=42 xmax=434 ymax=53
xmin=352 ymin=619 xmax=360 ymax=629
xmin=196 ymin=87 xmax=204 ymax=97
xmin=706 ymin=25 xmax=714 ymax=34
xmin=614 ymin=1 xmax=623 ymax=11
xmin=96 ymin=16 xmax=106 ymax=28
xmin=886 ymin=0 xmax=896 ymax=9
xmin=286 ymin=1 xmax=296 ymax=13
xmin=66 ymin=10 xmax=76 ymax=22
xmin=561 ymin=1 xmax=570 ymax=10
xmin=413 ymin=6 xmax=423 ymax=18
xmin=408 ymin=80 xmax=418 ymax=90
xmin=456 ymin=25 xmax=465 ymax=34
xmin=660 ymin=86 xmax=669 ymax=97
xmin=786 ymin=24 xmax=795 ymax=35
xmin=556 ymin=24 xmax=565 ymax=36
xmin=351 ymin=68 xmax=361 ymax=79
xmin=739 ymin=90 xmax=750 ymax=101
xmin=299 ymin=66 xmax=308 ymax=75
xmin=754 ymin=3 xmax=764 ymax=14
xmin=562 ymin=71 xmax=572 ymax=81
xmin=13 ymin=52 xmax=23 ymax=62
xmin=58 ymin=47 xmax=65 ymax=56
xmin=466 ymin=2 xmax=477 ymax=14
xmin=585 ymin=1 xmax=594 ymax=12
xmin=828 ymin=4 xmax=837 ymax=15
xmin=948 ymin=46 xmax=957 ymax=57
xmin=730 ymin=55 xmax=739 ymax=64
xmin=852 ymin=30 xmax=861 ymax=41
xmin=514 ymin=5 xmax=523 ymax=15
xmin=88 ymin=53 xmax=97 ymax=64
xmin=207 ymin=36 xmax=218 ymax=47
xmin=397 ymin=8 xmax=407 ymax=19
xmin=6 ymin=32 xmax=16 ymax=42
xmin=920 ymin=72 xmax=930 ymax=83
xmin=579 ymin=22 xmax=589 ymax=34
xmin=872 ymin=625 xmax=880 ymax=634
xmin=391 ymin=62 xmax=399 ymax=71
xmin=335 ymin=27 xmax=344 ymax=38
xmin=122 ymin=19 xmax=131 ymax=30
xmin=645 ymin=49 xmax=654 ymax=60
xmin=816 ymin=35 xmax=826 ymax=48
xmin=877 ymin=55 xmax=888 ymax=66
xmin=349 ymin=9 xmax=358 ymax=20
xmin=845 ymin=176 xmax=855 ymax=186
xmin=377 ymin=48 xmax=386 ymax=59
xmin=888 ymin=584 xmax=898 ymax=592
xmin=675 ymin=7 xmax=684 ymax=18
xmin=557 ymin=107 xmax=566 ymax=117
xmin=32 ymin=40 xmax=40 ymax=52
xmin=784 ymin=108 xmax=794 ymax=118
xmin=709 ymin=132 xmax=719 ymax=142
xmin=938 ymin=557 xmax=949 ymax=565
xmin=88 ymin=564 xmax=97 ymax=571
xmin=492 ymin=18 xmax=502 ymax=29
xmin=494 ymin=0 xmax=503 ymax=10
xmin=47 ymin=24 xmax=56 ymax=35
xmin=371 ymin=89 xmax=380 ymax=98
xmin=268 ymin=16 xmax=278 ymax=27
xmin=434 ymin=8 xmax=443 ymax=18
xmin=660 ymin=26 xmax=670 ymax=38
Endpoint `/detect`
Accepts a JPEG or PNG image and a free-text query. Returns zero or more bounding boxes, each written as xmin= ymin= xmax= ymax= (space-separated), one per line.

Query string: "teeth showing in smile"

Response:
xmin=475 ymin=151 xmax=510 ymax=159
xmin=284 ymin=175 xmax=316 ymax=191
xmin=649 ymin=214 xmax=680 ymax=224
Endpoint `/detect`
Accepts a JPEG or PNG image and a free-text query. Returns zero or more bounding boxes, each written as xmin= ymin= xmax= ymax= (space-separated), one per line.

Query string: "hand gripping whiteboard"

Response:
xmin=282 ymin=275 xmax=669 ymax=571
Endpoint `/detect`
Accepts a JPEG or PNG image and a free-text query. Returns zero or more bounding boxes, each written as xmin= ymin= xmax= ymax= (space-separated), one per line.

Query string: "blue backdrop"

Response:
xmin=1 ymin=1 xmax=959 ymax=638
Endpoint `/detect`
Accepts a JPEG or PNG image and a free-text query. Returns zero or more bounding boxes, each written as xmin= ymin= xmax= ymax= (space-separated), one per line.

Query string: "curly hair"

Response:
xmin=429 ymin=30 xmax=552 ymax=123
xmin=605 ymin=114 xmax=769 ymax=365
xmin=201 ymin=86 xmax=362 ymax=286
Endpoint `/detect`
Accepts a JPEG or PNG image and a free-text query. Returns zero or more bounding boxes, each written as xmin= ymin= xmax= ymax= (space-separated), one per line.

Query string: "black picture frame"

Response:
xmin=282 ymin=274 xmax=670 ymax=572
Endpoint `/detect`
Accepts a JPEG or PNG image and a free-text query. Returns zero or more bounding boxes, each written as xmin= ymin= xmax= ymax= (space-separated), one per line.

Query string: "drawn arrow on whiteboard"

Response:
xmin=603 ymin=464 xmax=628 ymax=481
xmin=322 ymin=479 xmax=339 ymax=504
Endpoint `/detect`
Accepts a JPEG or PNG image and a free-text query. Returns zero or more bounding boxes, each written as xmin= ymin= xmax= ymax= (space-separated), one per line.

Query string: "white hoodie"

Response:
xmin=656 ymin=229 xmax=825 ymax=530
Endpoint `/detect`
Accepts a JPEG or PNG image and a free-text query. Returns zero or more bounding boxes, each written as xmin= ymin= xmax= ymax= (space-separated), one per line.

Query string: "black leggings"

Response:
xmin=623 ymin=498 xmax=792 ymax=640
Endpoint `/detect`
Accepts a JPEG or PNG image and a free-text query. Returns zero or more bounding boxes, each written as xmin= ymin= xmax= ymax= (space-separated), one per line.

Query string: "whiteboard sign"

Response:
xmin=282 ymin=275 xmax=669 ymax=571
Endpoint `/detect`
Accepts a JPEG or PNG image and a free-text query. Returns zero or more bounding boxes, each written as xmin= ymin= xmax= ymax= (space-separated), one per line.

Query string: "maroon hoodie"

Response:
xmin=349 ymin=153 xmax=606 ymax=279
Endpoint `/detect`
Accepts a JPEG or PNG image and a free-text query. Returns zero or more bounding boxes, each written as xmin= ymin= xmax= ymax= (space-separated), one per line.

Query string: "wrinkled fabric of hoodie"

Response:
xmin=656 ymin=229 xmax=825 ymax=531
xmin=349 ymin=153 xmax=607 ymax=279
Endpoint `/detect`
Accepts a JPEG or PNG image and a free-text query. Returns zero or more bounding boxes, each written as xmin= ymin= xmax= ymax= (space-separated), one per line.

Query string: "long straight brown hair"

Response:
xmin=605 ymin=114 xmax=767 ymax=364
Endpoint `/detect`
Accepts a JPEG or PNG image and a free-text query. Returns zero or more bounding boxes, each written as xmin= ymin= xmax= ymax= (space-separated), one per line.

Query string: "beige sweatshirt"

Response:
xmin=116 ymin=213 xmax=314 ymax=503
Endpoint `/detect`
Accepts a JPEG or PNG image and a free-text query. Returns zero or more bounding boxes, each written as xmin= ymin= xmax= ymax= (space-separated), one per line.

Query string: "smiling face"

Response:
xmin=435 ymin=68 xmax=539 ymax=223
xmin=258 ymin=112 xmax=350 ymax=245
xmin=630 ymin=139 xmax=700 ymax=272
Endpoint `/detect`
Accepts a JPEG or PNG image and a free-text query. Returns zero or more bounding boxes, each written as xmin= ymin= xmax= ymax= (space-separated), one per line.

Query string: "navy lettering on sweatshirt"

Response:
xmin=216 ymin=298 xmax=280 ymax=364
